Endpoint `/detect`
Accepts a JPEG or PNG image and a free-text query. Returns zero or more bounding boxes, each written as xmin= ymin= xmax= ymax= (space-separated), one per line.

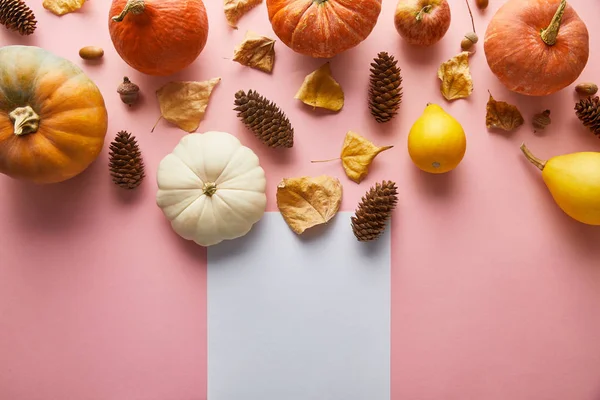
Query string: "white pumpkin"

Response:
xmin=156 ymin=131 xmax=267 ymax=246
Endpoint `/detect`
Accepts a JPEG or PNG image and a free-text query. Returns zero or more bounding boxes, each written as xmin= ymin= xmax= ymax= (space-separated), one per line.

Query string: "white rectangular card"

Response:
xmin=207 ymin=212 xmax=391 ymax=400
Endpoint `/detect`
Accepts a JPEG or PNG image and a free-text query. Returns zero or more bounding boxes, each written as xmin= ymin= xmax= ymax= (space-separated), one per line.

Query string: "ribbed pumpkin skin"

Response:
xmin=108 ymin=0 xmax=209 ymax=76
xmin=267 ymin=0 xmax=382 ymax=58
xmin=0 ymin=45 xmax=108 ymax=184
xmin=484 ymin=0 xmax=589 ymax=96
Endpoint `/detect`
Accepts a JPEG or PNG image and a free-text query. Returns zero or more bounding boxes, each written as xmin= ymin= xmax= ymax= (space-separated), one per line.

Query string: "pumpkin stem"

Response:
xmin=540 ymin=0 xmax=566 ymax=46
xmin=416 ymin=5 xmax=433 ymax=22
xmin=112 ymin=0 xmax=146 ymax=22
xmin=520 ymin=143 xmax=547 ymax=171
xmin=203 ymin=182 xmax=217 ymax=197
xmin=9 ymin=106 xmax=39 ymax=136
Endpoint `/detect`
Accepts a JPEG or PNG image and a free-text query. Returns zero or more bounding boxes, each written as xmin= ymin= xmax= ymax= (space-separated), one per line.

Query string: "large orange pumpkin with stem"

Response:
xmin=266 ymin=0 xmax=382 ymax=58
xmin=108 ymin=0 xmax=209 ymax=76
xmin=484 ymin=0 xmax=589 ymax=96
xmin=0 ymin=45 xmax=108 ymax=184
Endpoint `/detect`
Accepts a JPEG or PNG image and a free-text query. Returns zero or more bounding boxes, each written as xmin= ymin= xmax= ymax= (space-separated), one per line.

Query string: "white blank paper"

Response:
xmin=207 ymin=212 xmax=391 ymax=400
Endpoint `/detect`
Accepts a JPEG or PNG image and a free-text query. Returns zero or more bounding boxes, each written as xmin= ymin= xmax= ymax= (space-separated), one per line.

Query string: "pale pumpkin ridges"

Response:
xmin=158 ymin=190 xmax=203 ymax=221
xmin=211 ymin=194 xmax=255 ymax=229
xmin=215 ymin=146 xmax=259 ymax=185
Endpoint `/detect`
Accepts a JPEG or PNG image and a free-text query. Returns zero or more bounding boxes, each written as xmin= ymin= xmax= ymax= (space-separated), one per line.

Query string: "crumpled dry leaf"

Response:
xmin=43 ymin=0 xmax=85 ymax=15
xmin=276 ymin=175 xmax=343 ymax=235
xmin=233 ymin=31 xmax=276 ymax=73
xmin=340 ymin=131 xmax=393 ymax=183
xmin=295 ymin=62 xmax=344 ymax=112
xmin=486 ymin=91 xmax=524 ymax=131
xmin=153 ymin=78 xmax=221 ymax=133
xmin=438 ymin=51 xmax=473 ymax=101
xmin=224 ymin=0 xmax=262 ymax=28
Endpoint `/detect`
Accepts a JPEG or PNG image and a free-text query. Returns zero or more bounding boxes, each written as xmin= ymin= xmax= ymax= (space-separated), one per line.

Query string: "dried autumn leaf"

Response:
xmin=153 ymin=78 xmax=221 ymax=133
xmin=233 ymin=31 xmax=276 ymax=73
xmin=276 ymin=175 xmax=343 ymax=235
xmin=486 ymin=91 xmax=524 ymax=131
xmin=224 ymin=0 xmax=262 ymax=28
xmin=43 ymin=0 xmax=85 ymax=15
xmin=295 ymin=62 xmax=344 ymax=112
xmin=438 ymin=51 xmax=473 ymax=101
xmin=312 ymin=131 xmax=393 ymax=184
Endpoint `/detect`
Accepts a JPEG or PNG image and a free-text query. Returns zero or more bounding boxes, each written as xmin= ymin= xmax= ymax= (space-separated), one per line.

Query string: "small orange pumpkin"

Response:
xmin=0 ymin=45 xmax=108 ymax=184
xmin=108 ymin=0 xmax=209 ymax=76
xmin=484 ymin=0 xmax=589 ymax=96
xmin=266 ymin=0 xmax=382 ymax=58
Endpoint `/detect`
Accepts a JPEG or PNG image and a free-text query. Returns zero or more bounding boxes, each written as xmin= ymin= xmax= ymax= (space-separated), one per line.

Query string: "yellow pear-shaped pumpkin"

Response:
xmin=521 ymin=143 xmax=600 ymax=225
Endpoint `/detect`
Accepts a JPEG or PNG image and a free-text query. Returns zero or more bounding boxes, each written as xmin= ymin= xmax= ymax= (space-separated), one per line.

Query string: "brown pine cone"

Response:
xmin=575 ymin=96 xmax=600 ymax=138
xmin=368 ymin=52 xmax=403 ymax=123
xmin=108 ymin=131 xmax=145 ymax=189
xmin=351 ymin=181 xmax=398 ymax=242
xmin=234 ymin=89 xmax=294 ymax=148
xmin=0 ymin=0 xmax=36 ymax=36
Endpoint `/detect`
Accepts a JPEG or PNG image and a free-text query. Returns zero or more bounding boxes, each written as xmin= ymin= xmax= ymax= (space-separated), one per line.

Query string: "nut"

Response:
xmin=476 ymin=0 xmax=489 ymax=9
xmin=117 ymin=77 xmax=140 ymax=106
xmin=461 ymin=32 xmax=478 ymax=51
xmin=79 ymin=46 xmax=104 ymax=60
xmin=575 ymin=83 xmax=598 ymax=96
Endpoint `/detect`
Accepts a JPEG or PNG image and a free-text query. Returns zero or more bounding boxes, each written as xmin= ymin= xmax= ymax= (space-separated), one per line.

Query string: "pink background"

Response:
xmin=1 ymin=0 xmax=600 ymax=399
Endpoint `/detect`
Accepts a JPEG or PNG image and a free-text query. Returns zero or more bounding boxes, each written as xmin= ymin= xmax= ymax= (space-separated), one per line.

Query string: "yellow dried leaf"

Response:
xmin=43 ymin=0 xmax=85 ymax=15
xmin=276 ymin=175 xmax=343 ymax=235
xmin=224 ymin=0 xmax=262 ymax=28
xmin=340 ymin=131 xmax=393 ymax=183
xmin=153 ymin=78 xmax=221 ymax=133
xmin=295 ymin=62 xmax=344 ymax=112
xmin=438 ymin=52 xmax=473 ymax=101
xmin=485 ymin=91 xmax=524 ymax=131
xmin=233 ymin=31 xmax=276 ymax=73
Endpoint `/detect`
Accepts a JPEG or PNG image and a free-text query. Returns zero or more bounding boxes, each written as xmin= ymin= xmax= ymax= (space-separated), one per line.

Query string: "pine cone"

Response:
xmin=368 ymin=52 xmax=403 ymax=123
xmin=108 ymin=131 xmax=145 ymax=189
xmin=0 ymin=0 xmax=36 ymax=36
xmin=351 ymin=181 xmax=398 ymax=242
xmin=575 ymin=96 xmax=600 ymax=138
xmin=234 ymin=89 xmax=294 ymax=148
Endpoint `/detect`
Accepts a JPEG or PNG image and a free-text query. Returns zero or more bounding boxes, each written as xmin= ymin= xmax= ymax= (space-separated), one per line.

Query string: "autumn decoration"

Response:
xmin=117 ymin=77 xmax=140 ymax=106
xmin=485 ymin=92 xmax=524 ymax=132
xmin=108 ymin=131 xmax=145 ymax=189
xmin=368 ymin=52 xmax=403 ymax=123
xmin=575 ymin=96 xmax=600 ymax=138
xmin=108 ymin=0 xmax=209 ymax=76
xmin=79 ymin=46 xmax=104 ymax=60
xmin=233 ymin=31 xmax=276 ymax=73
xmin=351 ymin=181 xmax=398 ymax=242
xmin=234 ymin=89 xmax=294 ymax=148
xmin=276 ymin=175 xmax=343 ymax=235
xmin=295 ymin=62 xmax=344 ymax=112
xmin=312 ymin=131 xmax=393 ymax=184
xmin=484 ymin=0 xmax=589 ymax=96
xmin=575 ymin=83 xmax=598 ymax=96
xmin=0 ymin=0 xmax=36 ymax=35
xmin=532 ymin=110 xmax=551 ymax=132
xmin=394 ymin=0 xmax=451 ymax=47
xmin=224 ymin=0 xmax=262 ymax=28
xmin=438 ymin=52 xmax=473 ymax=101
xmin=266 ymin=0 xmax=382 ymax=58
xmin=0 ymin=45 xmax=108 ymax=184
xmin=43 ymin=0 xmax=85 ymax=16
xmin=153 ymin=78 xmax=221 ymax=133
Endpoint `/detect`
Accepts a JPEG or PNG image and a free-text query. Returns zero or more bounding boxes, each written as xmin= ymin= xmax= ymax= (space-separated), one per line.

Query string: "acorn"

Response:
xmin=461 ymin=32 xmax=478 ymax=51
xmin=117 ymin=77 xmax=140 ymax=106
xmin=476 ymin=0 xmax=488 ymax=9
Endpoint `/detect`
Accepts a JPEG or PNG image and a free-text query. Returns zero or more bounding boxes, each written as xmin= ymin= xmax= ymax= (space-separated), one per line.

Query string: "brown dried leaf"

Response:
xmin=295 ymin=62 xmax=344 ymax=112
xmin=233 ymin=31 xmax=276 ymax=73
xmin=224 ymin=0 xmax=262 ymax=28
xmin=153 ymin=78 xmax=221 ymax=133
xmin=486 ymin=92 xmax=524 ymax=131
xmin=43 ymin=0 xmax=85 ymax=15
xmin=438 ymin=51 xmax=473 ymax=101
xmin=340 ymin=131 xmax=393 ymax=183
xmin=276 ymin=175 xmax=343 ymax=235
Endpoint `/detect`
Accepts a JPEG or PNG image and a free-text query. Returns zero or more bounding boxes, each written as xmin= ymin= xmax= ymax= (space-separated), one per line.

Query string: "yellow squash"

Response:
xmin=521 ymin=144 xmax=600 ymax=225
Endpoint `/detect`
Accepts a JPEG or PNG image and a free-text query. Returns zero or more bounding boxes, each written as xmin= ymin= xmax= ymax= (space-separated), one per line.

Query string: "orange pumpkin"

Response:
xmin=108 ymin=0 xmax=209 ymax=76
xmin=484 ymin=0 xmax=589 ymax=96
xmin=266 ymin=0 xmax=382 ymax=58
xmin=0 ymin=45 xmax=108 ymax=184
